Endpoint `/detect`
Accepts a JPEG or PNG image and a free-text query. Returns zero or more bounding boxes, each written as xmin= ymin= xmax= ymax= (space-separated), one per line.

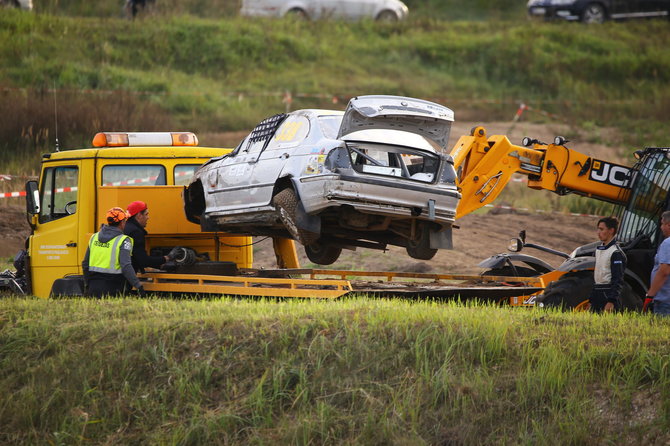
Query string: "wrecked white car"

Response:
xmin=184 ymin=95 xmax=459 ymax=265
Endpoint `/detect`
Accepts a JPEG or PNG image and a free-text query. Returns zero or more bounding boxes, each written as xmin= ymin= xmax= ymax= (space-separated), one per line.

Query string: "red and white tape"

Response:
xmin=1 ymin=191 xmax=26 ymax=198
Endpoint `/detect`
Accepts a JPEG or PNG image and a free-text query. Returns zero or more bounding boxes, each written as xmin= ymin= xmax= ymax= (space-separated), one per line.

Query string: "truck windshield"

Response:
xmin=617 ymin=149 xmax=670 ymax=245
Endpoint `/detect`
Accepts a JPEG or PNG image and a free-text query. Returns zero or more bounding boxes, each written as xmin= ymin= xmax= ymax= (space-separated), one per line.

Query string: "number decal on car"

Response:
xmin=275 ymin=121 xmax=304 ymax=142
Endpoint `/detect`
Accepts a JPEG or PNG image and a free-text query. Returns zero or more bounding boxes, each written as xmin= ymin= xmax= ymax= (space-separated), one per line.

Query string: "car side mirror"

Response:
xmin=508 ymin=238 xmax=523 ymax=252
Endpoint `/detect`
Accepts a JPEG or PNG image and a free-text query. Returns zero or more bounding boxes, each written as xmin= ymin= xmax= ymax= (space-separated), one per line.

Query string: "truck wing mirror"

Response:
xmin=25 ymin=180 xmax=40 ymax=218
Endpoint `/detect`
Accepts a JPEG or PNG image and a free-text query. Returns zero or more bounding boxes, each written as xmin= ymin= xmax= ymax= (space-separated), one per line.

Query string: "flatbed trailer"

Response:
xmin=140 ymin=268 xmax=547 ymax=303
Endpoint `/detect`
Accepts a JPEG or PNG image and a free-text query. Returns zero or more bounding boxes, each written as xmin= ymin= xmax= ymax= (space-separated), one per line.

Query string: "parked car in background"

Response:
xmin=1 ymin=0 xmax=32 ymax=10
xmin=240 ymin=0 xmax=408 ymax=21
xmin=184 ymin=95 xmax=459 ymax=265
xmin=527 ymin=0 xmax=669 ymax=23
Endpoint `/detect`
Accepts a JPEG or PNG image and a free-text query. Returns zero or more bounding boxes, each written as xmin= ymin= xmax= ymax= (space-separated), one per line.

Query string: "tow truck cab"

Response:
xmin=22 ymin=132 xmax=254 ymax=298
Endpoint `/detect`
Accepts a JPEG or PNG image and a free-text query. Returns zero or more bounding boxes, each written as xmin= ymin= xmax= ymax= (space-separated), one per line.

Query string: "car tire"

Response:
xmin=406 ymin=224 xmax=438 ymax=261
xmin=376 ymin=10 xmax=398 ymax=22
xmin=286 ymin=8 xmax=308 ymax=19
xmin=305 ymin=242 xmax=342 ymax=265
xmin=537 ymin=271 xmax=593 ymax=310
xmin=581 ymin=3 xmax=606 ymax=23
xmin=273 ymin=188 xmax=319 ymax=245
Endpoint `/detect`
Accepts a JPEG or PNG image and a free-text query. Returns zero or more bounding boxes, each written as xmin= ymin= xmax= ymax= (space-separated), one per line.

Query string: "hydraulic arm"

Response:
xmin=450 ymin=126 xmax=632 ymax=218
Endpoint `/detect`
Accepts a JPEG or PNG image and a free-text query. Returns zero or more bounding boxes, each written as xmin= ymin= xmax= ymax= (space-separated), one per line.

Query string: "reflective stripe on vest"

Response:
xmin=88 ymin=232 xmax=133 ymax=274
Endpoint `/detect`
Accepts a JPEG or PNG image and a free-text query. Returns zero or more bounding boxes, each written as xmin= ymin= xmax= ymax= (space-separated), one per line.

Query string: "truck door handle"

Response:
xmin=280 ymin=153 xmax=290 ymax=159
xmin=66 ymin=242 xmax=77 ymax=247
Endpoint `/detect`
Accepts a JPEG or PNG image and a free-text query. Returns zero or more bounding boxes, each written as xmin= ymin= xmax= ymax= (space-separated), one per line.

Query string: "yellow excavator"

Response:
xmin=450 ymin=125 xmax=670 ymax=309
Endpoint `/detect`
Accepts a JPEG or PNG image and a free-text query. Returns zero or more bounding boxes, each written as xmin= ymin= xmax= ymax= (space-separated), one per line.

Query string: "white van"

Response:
xmin=240 ymin=0 xmax=409 ymax=21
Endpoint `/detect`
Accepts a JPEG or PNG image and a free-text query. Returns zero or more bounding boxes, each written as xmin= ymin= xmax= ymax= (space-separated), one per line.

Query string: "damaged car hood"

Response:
xmin=337 ymin=95 xmax=454 ymax=151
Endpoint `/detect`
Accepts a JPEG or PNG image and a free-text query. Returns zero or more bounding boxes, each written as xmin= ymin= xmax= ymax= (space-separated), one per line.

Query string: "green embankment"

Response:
xmin=2 ymin=10 xmax=669 ymax=174
xmin=2 ymin=297 xmax=670 ymax=444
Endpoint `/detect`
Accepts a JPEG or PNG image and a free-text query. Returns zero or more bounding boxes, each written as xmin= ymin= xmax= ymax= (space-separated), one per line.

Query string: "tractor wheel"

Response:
xmin=406 ymin=224 xmax=438 ymax=260
xmin=538 ymin=271 xmax=593 ymax=310
xmin=273 ymin=189 xmax=318 ymax=245
xmin=620 ymin=282 xmax=643 ymax=311
xmin=305 ymin=241 xmax=342 ymax=265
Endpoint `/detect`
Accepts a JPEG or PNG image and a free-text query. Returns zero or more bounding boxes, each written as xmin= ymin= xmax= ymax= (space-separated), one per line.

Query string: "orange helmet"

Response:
xmin=106 ymin=207 xmax=129 ymax=224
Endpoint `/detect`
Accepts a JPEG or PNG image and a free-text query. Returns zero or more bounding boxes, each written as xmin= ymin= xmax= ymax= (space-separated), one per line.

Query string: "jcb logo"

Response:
xmin=590 ymin=160 xmax=631 ymax=187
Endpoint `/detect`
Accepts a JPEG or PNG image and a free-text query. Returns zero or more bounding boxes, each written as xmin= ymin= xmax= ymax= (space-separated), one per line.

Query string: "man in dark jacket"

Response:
xmin=82 ymin=207 xmax=144 ymax=297
xmin=124 ymin=201 xmax=171 ymax=273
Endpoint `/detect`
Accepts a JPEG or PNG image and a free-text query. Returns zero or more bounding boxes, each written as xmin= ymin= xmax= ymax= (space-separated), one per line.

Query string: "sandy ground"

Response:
xmin=1 ymin=120 xmax=622 ymax=270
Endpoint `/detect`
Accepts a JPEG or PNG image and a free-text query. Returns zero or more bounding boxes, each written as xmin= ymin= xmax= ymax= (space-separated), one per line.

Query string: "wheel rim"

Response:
xmin=583 ymin=5 xmax=605 ymax=23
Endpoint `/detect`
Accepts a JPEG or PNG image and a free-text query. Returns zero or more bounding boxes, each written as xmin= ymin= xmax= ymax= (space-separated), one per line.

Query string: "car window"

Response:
xmin=174 ymin=164 xmax=201 ymax=186
xmin=318 ymin=115 xmax=344 ymax=140
xmin=348 ymin=143 xmax=439 ymax=183
xmin=101 ymin=165 xmax=166 ymax=186
xmin=39 ymin=165 xmax=78 ymax=223
xmin=266 ymin=115 xmax=311 ymax=150
xmin=243 ymin=113 xmax=287 ymax=154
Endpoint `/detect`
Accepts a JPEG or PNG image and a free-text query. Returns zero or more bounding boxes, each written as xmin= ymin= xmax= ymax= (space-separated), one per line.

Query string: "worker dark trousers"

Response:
xmin=87 ymin=277 xmax=127 ymax=298
xmin=589 ymin=289 xmax=620 ymax=313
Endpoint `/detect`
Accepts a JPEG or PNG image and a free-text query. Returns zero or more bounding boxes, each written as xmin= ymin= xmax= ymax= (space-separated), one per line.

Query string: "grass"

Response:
xmin=2 ymin=12 xmax=669 ymax=164
xmin=1 ymin=296 xmax=670 ymax=444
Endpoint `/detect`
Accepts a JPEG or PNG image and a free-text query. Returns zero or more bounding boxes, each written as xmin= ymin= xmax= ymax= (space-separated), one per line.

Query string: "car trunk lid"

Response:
xmin=337 ymin=95 xmax=454 ymax=151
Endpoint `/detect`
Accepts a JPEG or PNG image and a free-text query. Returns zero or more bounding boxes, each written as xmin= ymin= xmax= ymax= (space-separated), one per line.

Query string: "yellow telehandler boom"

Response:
xmin=450 ymin=126 xmax=632 ymax=218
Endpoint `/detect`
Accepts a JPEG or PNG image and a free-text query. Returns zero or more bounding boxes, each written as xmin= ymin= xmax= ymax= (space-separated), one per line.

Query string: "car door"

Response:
xmin=205 ymin=114 xmax=288 ymax=213
xmin=316 ymin=0 xmax=346 ymax=18
xmin=636 ymin=0 xmax=668 ymax=15
xmin=251 ymin=113 xmax=311 ymax=206
xmin=29 ymin=162 xmax=81 ymax=296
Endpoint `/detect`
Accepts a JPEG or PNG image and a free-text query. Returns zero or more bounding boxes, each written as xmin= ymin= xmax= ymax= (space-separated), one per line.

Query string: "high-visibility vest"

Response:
xmin=87 ymin=232 xmax=134 ymax=274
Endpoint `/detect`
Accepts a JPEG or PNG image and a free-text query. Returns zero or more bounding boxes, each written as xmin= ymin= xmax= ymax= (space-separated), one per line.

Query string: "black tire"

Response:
xmin=286 ymin=8 xmax=308 ymax=19
xmin=620 ymin=282 xmax=643 ymax=311
xmin=538 ymin=271 xmax=593 ymax=310
xmin=376 ymin=10 xmax=398 ymax=22
xmin=305 ymin=242 xmax=342 ymax=265
xmin=406 ymin=224 xmax=438 ymax=261
xmin=273 ymin=189 xmax=318 ymax=245
xmin=581 ymin=3 xmax=606 ymax=23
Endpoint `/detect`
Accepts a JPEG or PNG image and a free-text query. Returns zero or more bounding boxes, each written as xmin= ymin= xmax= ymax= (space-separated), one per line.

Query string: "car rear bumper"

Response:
xmin=298 ymin=174 xmax=459 ymax=224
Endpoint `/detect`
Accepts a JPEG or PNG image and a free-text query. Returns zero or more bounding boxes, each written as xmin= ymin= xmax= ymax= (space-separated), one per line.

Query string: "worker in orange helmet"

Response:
xmin=82 ymin=207 xmax=145 ymax=297
xmin=124 ymin=201 xmax=179 ymax=273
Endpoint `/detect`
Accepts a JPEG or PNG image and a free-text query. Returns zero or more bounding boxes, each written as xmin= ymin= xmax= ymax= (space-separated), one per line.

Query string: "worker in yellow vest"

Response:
xmin=82 ymin=207 xmax=145 ymax=297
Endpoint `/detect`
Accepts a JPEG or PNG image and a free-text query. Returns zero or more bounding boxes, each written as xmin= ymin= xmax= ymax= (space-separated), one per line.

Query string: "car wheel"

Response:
xmin=537 ymin=271 xmax=593 ymax=310
xmin=581 ymin=3 xmax=606 ymax=23
xmin=406 ymin=224 xmax=438 ymax=261
xmin=273 ymin=188 xmax=318 ymax=245
xmin=305 ymin=241 xmax=342 ymax=265
xmin=376 ymin=10 xmax=398 ymax=22
xmin=286 ymin=8 xmax=308 ymax=19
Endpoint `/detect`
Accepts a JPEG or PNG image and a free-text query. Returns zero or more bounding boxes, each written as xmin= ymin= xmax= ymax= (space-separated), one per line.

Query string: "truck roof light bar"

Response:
xmin=92 ymin=132 xmax=199 ymax=148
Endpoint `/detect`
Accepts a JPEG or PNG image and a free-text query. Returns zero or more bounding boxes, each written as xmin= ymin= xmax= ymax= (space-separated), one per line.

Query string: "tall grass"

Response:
xmin=2 ymin=12 xmax=668 ymax=157
xmin=1 ymin=296 xmax=670 ymax=444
